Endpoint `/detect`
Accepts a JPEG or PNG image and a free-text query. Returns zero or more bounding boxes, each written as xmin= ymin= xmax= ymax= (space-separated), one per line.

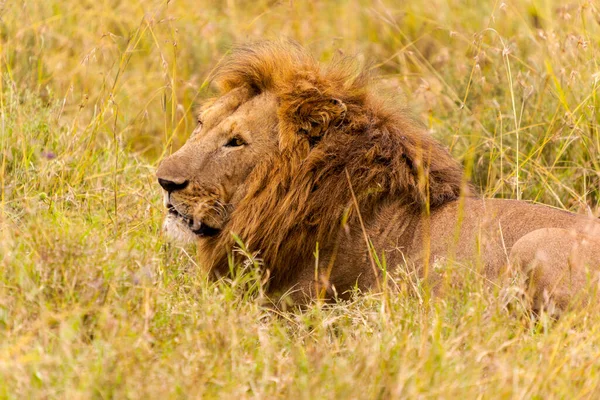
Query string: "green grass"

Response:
xmin=2 ymin=0 xmax=600 ymax=397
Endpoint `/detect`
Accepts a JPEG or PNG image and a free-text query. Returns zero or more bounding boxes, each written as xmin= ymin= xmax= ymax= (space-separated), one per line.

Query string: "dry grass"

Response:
xmin=2 ymin=0 xmax=600 ymax=398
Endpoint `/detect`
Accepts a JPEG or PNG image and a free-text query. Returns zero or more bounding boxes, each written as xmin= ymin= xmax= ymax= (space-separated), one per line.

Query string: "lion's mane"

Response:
xmin=202 ymin=42 xmax=468 ymax=289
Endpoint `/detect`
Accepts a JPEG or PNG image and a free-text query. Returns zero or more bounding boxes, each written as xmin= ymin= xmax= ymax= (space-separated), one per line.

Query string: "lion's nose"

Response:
xmin=158 ymin=177 xmax=189 ymax=192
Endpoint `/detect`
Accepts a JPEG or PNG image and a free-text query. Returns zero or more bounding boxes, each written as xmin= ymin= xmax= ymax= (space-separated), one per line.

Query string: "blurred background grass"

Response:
xmin=1 ymin=0 xmax=600 ymax=398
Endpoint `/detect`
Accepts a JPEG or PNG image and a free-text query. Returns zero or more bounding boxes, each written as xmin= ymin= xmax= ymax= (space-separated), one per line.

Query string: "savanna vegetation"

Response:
xmin=1 ymin=0 xmax=600 ymax=398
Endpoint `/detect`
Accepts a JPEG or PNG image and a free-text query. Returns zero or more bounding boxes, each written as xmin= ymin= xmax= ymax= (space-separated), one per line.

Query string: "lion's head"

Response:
xmin=157 ymin=41 xmax=467 ymax=290
xmin=157 ymin=86 xmax=279 ymax=243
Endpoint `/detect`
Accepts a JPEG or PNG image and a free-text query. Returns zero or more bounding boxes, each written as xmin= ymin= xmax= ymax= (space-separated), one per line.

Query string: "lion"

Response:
xmin=156 ymin=41 xmax=600 ymax=311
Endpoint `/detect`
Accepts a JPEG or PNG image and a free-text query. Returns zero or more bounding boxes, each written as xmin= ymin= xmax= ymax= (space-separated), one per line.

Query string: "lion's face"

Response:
xmin=156 ymin=87 xmax=279 ymax=243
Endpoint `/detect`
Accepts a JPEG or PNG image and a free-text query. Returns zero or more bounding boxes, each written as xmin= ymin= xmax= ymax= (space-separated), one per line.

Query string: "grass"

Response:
xmin=1 ymin=0 xmax=600 ymax=397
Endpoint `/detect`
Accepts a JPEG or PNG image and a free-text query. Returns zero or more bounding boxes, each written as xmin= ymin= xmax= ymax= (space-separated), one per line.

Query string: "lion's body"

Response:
xmin=157 ymin=42 xmax=600 ymax=310
xmin=271 ymin=197 xmax=600 ymax=308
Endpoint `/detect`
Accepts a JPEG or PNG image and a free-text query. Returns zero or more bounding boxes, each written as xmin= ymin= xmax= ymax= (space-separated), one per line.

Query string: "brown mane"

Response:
xmin=203 ymin=41 xmax=468 ymax=288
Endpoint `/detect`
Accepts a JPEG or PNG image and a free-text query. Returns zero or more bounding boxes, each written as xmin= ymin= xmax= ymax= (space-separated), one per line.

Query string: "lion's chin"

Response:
xmin=163 ymin=213 xmax=221 ymax=243
xmin=163 ymin=214 xmax=198 ymax=244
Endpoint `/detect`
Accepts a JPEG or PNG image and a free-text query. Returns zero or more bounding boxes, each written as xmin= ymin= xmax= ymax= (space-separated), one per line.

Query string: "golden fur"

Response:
xmin=157 ymin=41 xmax=600 ymax=310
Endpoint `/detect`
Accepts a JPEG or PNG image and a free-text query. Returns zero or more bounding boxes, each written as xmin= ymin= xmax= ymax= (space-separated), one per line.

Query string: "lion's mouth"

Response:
xmin=167 ymin=204 xmax=220 ymax=238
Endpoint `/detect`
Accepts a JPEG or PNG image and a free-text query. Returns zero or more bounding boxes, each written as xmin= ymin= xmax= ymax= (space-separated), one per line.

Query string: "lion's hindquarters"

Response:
xmin=509 ymin=228 xmax=600 ymax=311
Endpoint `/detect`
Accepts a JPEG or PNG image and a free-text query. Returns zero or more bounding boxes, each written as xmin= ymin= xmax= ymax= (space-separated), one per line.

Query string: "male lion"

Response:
xmin=157 ymin=42 xmax=600 ymax=310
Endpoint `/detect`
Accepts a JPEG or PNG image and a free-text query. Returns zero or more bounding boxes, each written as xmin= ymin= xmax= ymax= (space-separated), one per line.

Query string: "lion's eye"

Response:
xmin=224 ymin=136 xmax=246 ymax=147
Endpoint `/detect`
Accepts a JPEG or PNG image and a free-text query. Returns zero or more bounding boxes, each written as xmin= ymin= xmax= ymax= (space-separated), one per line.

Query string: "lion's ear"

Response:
xmin=279 ymin=90 xmax=347 ymax=146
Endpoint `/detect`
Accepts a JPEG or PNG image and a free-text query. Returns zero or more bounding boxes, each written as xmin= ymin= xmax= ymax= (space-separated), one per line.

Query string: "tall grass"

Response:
xmin=1 ymin=0 xmax=600 ymax=397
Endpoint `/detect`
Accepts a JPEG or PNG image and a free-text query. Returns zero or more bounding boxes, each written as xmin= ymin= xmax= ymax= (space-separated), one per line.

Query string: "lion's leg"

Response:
xmin=509 ymin=228 xmax=600 ymax=312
